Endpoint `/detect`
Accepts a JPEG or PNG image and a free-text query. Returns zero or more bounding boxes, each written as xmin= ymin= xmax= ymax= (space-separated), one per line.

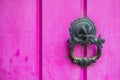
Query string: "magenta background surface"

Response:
xmin=43 ymin=0 xmax=120 ymax=80
xmin=0 ymin=0 xmax=39 ymax=80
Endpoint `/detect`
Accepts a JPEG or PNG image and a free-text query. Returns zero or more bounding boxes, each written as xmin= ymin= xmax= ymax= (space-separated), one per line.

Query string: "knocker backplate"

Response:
xmin=68 ymin=18 xmax=105 ymax=67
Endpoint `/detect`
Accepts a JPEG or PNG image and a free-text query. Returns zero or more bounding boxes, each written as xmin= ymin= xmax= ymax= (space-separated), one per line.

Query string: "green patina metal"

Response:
xmin=68 ymin=18 xmax=105 ymax=67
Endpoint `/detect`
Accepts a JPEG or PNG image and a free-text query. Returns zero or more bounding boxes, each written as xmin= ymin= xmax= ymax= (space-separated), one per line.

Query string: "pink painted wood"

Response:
xmin=87 ymin=0 xmax=120 ymax=80
xmin=0 ymin=0 xmax=39 ymax=80
xmin=43 ymin=0 xmax=120 ymax=80
xmin=43 ymin=0 xmax=84 ymax=80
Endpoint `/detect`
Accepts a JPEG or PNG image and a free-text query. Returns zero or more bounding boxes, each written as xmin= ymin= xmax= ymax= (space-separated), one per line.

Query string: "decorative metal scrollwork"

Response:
xmin=68 ymin=18 xmax=105 ymax=67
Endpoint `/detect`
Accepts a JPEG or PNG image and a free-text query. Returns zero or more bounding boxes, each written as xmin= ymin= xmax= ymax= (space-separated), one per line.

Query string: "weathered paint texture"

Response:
xmin=43 ymin=0 xmax=84 ymax=80
xmin=43 ymin=0 xmax=120 ymax=80
xmin=87 ymin=0 xmax=120 ymax=80
xmin=0 ymin=0 xmax=39 ymax=80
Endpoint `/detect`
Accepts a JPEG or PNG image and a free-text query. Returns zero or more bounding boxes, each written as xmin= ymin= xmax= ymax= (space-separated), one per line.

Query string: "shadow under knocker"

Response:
xmin=68 ymin=18 xmax=105 ymax=67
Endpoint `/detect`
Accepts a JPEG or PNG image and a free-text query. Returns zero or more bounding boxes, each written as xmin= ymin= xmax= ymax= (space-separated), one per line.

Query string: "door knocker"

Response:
xmin=68 ymin=18 xmax=105 ymax=67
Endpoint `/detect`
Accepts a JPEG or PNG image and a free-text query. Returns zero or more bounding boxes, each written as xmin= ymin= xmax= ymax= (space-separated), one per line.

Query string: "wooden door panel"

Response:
xmin=0 ymin=0 xmax=39 ymax=80
xmin=42 ymin=0 xmax=85 ymax=80
xmin=87 ymin=0 xmax=120 ymax=80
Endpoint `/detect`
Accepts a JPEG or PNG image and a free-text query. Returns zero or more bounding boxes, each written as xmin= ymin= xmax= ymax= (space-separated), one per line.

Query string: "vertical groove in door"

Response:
xmin=81 ymin=0 xmax=87 ymax=17
xmin=37 ymin=0 xmax=42 ymax=79
xmin=81 ymin=0 xmax=87 ymax=80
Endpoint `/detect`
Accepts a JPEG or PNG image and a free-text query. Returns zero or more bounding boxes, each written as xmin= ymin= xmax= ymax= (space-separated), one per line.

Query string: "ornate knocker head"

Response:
xmin=69 ymin=18 xmax=97 ymax=45
xmin=68 ymin=18 xmax=105 ymax=67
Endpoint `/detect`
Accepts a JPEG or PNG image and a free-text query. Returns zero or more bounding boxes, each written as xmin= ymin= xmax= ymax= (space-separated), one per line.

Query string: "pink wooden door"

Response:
xmin=0 ymin=0 xmax=40 ymax=80
xmin=43 ymin=0 xmax=120 ymax=80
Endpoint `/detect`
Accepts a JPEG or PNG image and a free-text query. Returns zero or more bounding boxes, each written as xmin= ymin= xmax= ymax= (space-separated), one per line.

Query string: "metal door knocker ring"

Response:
xmin=68 ymin=18 xmax=105 ymax=67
